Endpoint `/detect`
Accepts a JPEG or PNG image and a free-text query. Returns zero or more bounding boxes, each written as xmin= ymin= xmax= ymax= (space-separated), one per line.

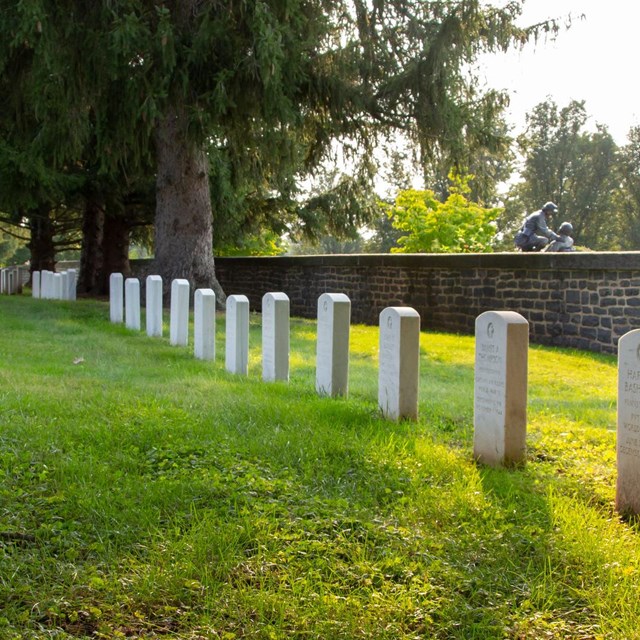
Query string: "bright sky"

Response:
xmin=480 ymin=0 xmax=640 ymax=143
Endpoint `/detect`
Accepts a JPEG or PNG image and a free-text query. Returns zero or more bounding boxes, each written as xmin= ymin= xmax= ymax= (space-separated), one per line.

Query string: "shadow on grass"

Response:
xmin=0 ymin=296 xmax=627 ymax=638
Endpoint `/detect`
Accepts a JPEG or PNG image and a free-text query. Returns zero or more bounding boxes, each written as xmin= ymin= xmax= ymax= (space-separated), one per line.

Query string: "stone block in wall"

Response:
xmin=583 ymin=315 xmax=600 ymax=327
xmin=574 ymin=337 xmax=592 ymax=350
xmin=532 ymin=323 xmax=546 ymax=335
xmin=549 ymin=323 xmax=563 ymax=337
xmin=213 ymin=253 xmax=640 ymax=355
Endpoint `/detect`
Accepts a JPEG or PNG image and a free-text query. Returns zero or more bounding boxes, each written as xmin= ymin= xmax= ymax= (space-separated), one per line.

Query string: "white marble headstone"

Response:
xmin=262 ymin=292 xmax=290 ymax=382
xmin=225 ymin=294 xmax=250 ymax=375
xmin=32 ymin=271 xmax=41 ymax=298
xmin=617 ymin=329 xmax=640 ymax=515
xmin=60 ymin=272 xmax=70 ymax=300
xmin=52 ymin=273 xmax=63 ymax=300
xmin=39 ymin=270 xmax=49 ymax=299
xmin=145 ymin=275 xmax=163 ymax=337
xmin=473 ymin=310 xmax=529 ymax=467
xmin=109 ymin=273 xmax=124 ymax=323
xmin=378 ymin=306 xmax=421 ymax=420
xmin=194 ymin=288 xmax=216 ymax=361
xmin=316 ymin=293 xmax=351 ymax=397
xmin=12 ymin=268 xmax=20 ymax=294
xmin=67 ymin=269 xmax=77 ymax=301
xmin=125 ymin=278 xmax=141 ymax=330
xmin=170 ymin=279 xmax=190 ymax=346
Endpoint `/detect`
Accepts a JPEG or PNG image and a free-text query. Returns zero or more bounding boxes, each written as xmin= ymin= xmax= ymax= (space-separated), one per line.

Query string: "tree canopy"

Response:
xmin=0 ymin=0 xmax=548 ymax=288
xmin=497 ymin=99 xmax=623 ymax=251
xmin=387 ymin=173 xmax=500 ymax=253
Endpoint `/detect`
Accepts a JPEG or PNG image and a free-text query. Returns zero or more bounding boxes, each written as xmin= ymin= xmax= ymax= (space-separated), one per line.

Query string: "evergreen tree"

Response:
xmin=1 ymin=1 xmax=545 ymax=293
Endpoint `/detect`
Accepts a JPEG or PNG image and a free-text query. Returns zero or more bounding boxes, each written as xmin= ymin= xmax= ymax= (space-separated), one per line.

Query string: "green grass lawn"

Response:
xmin=0 ymin=295 xmax=636 ymax=639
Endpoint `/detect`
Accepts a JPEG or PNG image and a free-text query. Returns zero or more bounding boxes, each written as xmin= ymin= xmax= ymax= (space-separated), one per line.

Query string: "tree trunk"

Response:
xmin=99 ymin=214 xmax=131 ymax=294
xmin=28 ymin=204 xmax=56 ymax=273
xmin=77 ymin=198 xmax=105 ymax=295
xmin=153 ymin=104 xmax=226 ymax=305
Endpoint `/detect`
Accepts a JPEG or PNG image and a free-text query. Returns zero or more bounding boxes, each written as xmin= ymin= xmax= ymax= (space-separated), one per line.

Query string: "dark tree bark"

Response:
xmin=99 ymin=214 xmax=131 ymax=294
xmin=153 ymin=105 xmax=226 ymax=305
xmin=78 ymin=196 xmax=133 ymax=296
xmin=77 ymin=198 xmax=105 ymax=294
xmin=28 ymin=204 xmax=56 ymax=273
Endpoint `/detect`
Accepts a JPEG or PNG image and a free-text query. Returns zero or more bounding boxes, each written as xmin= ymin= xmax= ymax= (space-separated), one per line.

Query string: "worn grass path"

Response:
xmin=0 ymin=295 xmax=637 ymax=639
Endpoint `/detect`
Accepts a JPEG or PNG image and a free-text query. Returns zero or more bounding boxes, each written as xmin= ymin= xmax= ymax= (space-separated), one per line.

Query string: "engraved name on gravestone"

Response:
xmin=109 ymin=273 xmax=124 ymax=323
xmin=125 ymin=278 xmax=141 ymax=331
xmin=473 ymin=310 xmax=528 ymax=467
xmin=194 ymin=288 xmax=216 ymax=361
xmin=146 ymin=275 xmax=163 ymax=338
xmin=225 ymin=294 xmax=250 ymax=375
xmin=616 ymin=329 xmax=640 ymax=515
xmin=316 ymin=293 xmax=351 ymax=397
xmin=170 ymin=279 xmax=190 ymax=346
xmin=378 ymin=306 xmax=420 ymax=421
xmin=262 ymin=292 xmax=290 ymax=382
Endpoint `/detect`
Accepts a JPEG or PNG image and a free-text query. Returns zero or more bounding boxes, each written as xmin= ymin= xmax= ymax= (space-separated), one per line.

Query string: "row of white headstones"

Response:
xmin=104 ymin=272 xmax=640 ymax=516
xmin=1 ymin=266 xmax=29 ymax=295
xmin=30 ymin=269 xmax=78 ymax=300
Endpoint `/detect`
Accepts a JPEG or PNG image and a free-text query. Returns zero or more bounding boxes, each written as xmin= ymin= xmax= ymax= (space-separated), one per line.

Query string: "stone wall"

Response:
xmin=214 ymin=252 xmax=640 ymax=354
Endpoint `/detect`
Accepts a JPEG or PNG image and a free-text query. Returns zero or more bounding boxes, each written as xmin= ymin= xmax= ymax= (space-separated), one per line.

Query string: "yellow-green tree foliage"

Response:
xmin=388 ymin=174 xmax=501 ymax=253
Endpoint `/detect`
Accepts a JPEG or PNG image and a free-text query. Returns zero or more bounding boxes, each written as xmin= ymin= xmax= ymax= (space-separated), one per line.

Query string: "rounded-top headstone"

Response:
xmin=473 ymin=310 xmax=529 ymax=467
xmin=378 ymin=306 xmax=421 ymax=421
xmin=316 ymin=293 xmax=351 ymax=397
xmin=617 ymin=329 xmax=640 ymax=515
xmin=262 ymin=292 xmax=290 ymax=382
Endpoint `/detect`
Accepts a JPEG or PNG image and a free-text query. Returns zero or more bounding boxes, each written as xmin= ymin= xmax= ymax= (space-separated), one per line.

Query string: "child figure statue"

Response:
xmin=544 ymin=221 xmax=575 ymax=252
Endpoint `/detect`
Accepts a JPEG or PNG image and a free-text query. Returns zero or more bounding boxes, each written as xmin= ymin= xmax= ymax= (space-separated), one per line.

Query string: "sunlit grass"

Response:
xmin=0 ymin=295 xmax=636 ymax=639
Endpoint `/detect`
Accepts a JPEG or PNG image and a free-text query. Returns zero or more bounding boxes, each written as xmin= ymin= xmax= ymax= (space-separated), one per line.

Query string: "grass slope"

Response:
xmin=0 ymin=295 xmax=637 ymax=639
